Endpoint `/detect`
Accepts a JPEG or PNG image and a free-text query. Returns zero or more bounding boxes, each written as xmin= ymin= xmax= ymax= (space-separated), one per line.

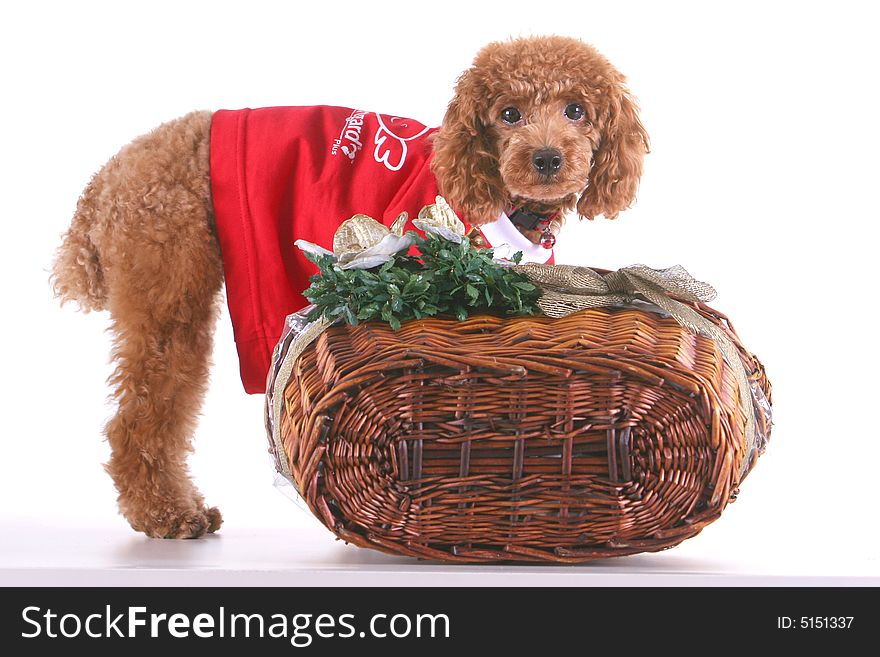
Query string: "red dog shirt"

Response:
xmin=210 ymin=106 xmax=553 ymax=393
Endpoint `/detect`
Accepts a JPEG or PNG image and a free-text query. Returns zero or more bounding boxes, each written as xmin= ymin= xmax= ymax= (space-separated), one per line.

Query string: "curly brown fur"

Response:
xmin=432 ymin=36 xmax=649 ymax=226
xmin=52 ymin=37 xmax=647 ymax=538
xmin=53 ymin=111 xmax=224 ymax=538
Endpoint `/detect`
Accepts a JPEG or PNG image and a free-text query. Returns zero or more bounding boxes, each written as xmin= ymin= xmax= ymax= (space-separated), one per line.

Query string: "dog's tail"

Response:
xmin=51 ymin=176 xmax=108 ymax=312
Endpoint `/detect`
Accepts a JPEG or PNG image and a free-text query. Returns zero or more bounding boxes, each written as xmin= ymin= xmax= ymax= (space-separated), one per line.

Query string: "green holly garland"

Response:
xmin=302 ymin=233 xmax=541 ymax=330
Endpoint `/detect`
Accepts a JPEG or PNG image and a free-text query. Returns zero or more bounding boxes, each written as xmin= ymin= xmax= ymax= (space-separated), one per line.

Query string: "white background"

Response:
xmin=1 ymin=0 xmax=878 ymax=580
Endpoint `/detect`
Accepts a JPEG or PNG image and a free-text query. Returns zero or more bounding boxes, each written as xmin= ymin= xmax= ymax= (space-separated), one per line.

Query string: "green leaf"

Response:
xmin=356 ymin=304 xmax=380 ymax=320
xmin=342 ymin=306 xmax=358 ymax=326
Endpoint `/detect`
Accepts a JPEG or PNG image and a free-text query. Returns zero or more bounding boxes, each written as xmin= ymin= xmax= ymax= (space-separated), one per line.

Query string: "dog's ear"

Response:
xmin=577 ymin=87 xmax=650 ymax=220
xmin=431 ymin=70 xmax=508 ymax=225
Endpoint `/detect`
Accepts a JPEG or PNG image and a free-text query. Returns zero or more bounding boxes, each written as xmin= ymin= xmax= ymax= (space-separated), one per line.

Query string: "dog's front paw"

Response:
xmin=127 ymin=505 xmax=223 ymax=539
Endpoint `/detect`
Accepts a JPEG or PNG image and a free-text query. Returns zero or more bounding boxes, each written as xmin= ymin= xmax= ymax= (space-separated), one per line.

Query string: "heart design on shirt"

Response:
xmin=373 ymin=114 xmax=431 ymax=172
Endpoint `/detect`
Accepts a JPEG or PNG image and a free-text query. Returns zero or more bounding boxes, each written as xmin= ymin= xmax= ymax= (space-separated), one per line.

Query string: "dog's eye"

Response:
xmin=564 ymin=103 xmax=586 ymax=121
xmin=500 ymin=107 xmax=522 ymax=125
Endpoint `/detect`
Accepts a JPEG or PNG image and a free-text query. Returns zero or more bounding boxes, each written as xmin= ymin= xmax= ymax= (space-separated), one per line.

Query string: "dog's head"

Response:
xmin=432 ymin=36 xmax=649 ymax=228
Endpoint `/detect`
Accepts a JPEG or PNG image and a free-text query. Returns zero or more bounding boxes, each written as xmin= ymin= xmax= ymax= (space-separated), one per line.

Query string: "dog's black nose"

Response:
xmin=532 ymin=148 xmax=562 ymax=177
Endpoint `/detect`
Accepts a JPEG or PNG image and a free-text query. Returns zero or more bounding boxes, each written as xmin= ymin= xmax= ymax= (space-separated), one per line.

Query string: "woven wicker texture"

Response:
xmin=277 ymin=305 xmax=771 ymax=562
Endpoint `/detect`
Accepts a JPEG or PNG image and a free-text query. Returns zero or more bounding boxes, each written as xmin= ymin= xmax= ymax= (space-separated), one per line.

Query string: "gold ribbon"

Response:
xmin=514 ymin=263 xmax=758 ymax=476
xmin=297 ymin=196 xmax=467 ymax=270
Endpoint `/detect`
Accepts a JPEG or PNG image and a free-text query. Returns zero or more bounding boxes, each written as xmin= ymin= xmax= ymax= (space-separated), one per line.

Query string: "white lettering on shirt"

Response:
xmin=332 ymin=111 xmax=430 ymax=172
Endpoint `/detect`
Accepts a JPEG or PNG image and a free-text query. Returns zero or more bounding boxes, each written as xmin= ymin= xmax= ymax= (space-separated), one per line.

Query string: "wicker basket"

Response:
xmin=268 ymin=304 xmax=771 ymax=563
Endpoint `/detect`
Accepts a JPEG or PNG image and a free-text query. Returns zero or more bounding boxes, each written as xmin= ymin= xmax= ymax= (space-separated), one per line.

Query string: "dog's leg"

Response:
xmin=105 ymin=279 xmax=223 ymax=539
xmin=58 ymin=111 xmax=225 ymax=538
xmin=104 ymin=112 xmax=224 ymax=538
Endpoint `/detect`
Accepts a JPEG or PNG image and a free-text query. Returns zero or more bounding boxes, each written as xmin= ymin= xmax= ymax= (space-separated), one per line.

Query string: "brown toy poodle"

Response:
xmin=52 ymin=35 xmax=648 ymax=538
